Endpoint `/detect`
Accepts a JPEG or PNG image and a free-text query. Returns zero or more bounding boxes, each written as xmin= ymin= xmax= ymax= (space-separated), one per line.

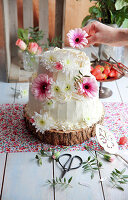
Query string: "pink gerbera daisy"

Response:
xmin=31 ymin=74 xmax=53 ymax=101
xmin=77 ymin=77 xmax=98 ymax=98
xmin=67 ymin=28 xmax=88 ymax=49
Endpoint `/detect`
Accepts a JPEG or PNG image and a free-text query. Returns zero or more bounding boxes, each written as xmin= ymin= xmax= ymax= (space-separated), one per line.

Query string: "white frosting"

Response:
xmin=26 ymin=48 xmax=104 ymax=133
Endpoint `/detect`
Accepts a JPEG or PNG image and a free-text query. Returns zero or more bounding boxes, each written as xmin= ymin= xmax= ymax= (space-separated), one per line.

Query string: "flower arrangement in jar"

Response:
xmin=16 ymin=27 xmax=43 ymax=72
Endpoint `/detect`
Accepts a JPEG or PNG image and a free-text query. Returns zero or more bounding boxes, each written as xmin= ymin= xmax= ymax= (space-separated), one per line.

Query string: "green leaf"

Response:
xmin=64 ymin=178 xmax=66 ymax=183
xmin=81 ymin=15 xmax=91 ymax=27
xmin=115 ymin=169 xmax=122 ymax=174
xmin=88 ymin=156 xmax=91 ymax=161
xmin=92 ymin=167 xmax=98 ymax=170
xmin=91 ymin=172 xmax=94 ymax=179
xmin=68 ymin=177 xmax=72 ymax=184
xmin=90 ymin=159 xmax=96 ymax=163
xmin=38 ymin=158 xmax=42 ymax=166
xmin=122 ymin=175 xmax=128 ymax=178
xmin=118 ymin=180 xmax=126 ymax=184
xmin=121 ymin=168 xmax=126 ymax=174
xmin=110 ymin=177 xmax=115 ymax=182
xmin=116 ymin=185 xmax=124 ymax=191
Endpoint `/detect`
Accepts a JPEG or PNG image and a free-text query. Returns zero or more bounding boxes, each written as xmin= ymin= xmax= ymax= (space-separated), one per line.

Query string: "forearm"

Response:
xmin=111 ymin=28 xmax=128 ymax=46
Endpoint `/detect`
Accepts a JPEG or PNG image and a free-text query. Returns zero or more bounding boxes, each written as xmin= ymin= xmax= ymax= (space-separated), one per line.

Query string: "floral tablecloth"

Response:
xmin=0 ymin=103 xmax=128 ymax=153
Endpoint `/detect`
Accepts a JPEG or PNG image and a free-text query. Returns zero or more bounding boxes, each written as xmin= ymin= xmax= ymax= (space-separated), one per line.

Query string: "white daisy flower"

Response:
xmin=42 ymin=99 xmax=55 ymax=110
xmin=32 ymin=112 xmax=54 ymax=133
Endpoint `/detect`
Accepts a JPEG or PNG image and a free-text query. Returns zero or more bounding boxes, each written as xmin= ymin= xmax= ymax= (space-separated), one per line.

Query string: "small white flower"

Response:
xmin=32 ymin=112 xmax=54 ymax=133
xmin=43 ymin=99 xmax=55 ymax=110
xmin=83 ymin=116 xmax=91 ymax=126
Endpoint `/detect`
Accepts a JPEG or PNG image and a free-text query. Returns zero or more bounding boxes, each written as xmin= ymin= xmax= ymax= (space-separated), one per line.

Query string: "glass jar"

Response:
xmin=23 ymin=51 xmax=39 ymax=72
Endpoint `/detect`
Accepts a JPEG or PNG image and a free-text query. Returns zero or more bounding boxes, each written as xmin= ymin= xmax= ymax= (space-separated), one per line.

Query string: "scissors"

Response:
xmin=58 ymin=153 xmax=83 ymax=178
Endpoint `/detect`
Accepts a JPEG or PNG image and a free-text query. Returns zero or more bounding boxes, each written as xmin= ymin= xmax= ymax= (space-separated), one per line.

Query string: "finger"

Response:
xmin=83 ymin=23 xmax=96 ymax=36
xmin=87 ymin=35 xmax=97 ymax=45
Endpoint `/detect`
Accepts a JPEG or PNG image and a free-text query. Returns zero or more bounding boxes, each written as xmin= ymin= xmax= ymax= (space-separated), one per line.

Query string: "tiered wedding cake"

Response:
xmin=24 ymin=47 xmax=104 ymax=145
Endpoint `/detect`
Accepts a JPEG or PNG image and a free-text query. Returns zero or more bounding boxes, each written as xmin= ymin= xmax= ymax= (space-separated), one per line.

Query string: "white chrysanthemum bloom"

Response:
xmin=51 ymin=81 xmax=63 ymax=97
xmin=42 ymin=99 xmax=55 ymax=110
xmin=32 ymin=112 xmax=54 ymax=133
xmin=83 ymin=116 xmax=91 ymax=126
xmin=41 ymin=51 xmax=57 ymax=71
xmin=62 ymin=81 xmax=75 ymax=100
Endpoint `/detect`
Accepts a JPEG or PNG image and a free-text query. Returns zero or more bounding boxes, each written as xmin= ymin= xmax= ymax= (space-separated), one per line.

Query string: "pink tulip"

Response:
xmin=28 ymin=42 xmax=39 ymax=54
xmin=37 ymin=46 xmax=42 ymax=55
xmin=16 ymin=39 xmax=27 ymax=51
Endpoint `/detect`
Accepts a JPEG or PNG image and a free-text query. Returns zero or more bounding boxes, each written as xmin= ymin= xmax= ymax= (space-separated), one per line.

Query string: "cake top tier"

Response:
xmin=40 ymin=47 xmax=90 ymax=75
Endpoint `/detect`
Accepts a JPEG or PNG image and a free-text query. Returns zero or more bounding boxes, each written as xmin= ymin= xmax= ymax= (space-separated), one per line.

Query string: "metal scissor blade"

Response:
xmin=61 ymin=169 xmax=67 ymax=179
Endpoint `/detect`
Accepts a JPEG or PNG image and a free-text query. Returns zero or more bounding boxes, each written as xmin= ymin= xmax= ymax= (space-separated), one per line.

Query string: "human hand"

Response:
xmin=83 ymin=21 xmax=119 ymax=46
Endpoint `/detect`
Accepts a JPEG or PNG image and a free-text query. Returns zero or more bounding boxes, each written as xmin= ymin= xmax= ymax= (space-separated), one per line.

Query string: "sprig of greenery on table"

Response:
xmin=83 ymin=146 xmax=103 ymax=179
xmin=35 ymin=148 xmax=60 ymax=165
xmin=82 ymin=155 xmax=102 ymax=179
xmin=35 ymin=147 xmax=68 ymax=166
xmin=47 ymin=177 xmax=72 ymax=189
xmin=110 ymin=168 xmax=128 ymax=191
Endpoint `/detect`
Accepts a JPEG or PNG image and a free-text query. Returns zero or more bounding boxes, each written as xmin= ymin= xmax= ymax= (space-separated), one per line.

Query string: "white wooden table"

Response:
xmin=0 ymin=77 xmax=128 ymax=200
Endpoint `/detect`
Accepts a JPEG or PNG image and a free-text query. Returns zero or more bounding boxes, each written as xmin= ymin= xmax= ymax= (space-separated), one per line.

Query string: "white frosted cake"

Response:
xmin=24 ymin=47 xmax=104 ymax=145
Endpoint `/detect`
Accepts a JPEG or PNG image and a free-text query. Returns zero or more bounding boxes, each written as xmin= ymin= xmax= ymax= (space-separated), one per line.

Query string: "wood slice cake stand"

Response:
xmin=23 ymin=105 xmax=104 ymax=146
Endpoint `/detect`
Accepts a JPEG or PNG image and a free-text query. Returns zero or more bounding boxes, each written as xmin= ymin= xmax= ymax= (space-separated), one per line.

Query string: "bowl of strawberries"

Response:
xmin=91 ymin=59 xmax=124 ymax=98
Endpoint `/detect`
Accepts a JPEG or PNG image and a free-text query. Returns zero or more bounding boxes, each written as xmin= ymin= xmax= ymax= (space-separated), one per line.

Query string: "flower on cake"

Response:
xmin=43 ymin=99 xmax=55 ymax=110
xmin=31 ymin=74 xmax=53 ymax=101
xmin=52 ymin=81 xmax=61 ymax=95
xmin=67 ymin=28 xmax=88 ymax=49
xmin=54 ymin=62 xmax=63 ymax=71
xmin=32 ymin=112 xmax=54 ymax=133
xmin=75 ymin=76 xmax=98 ymax=98
xmin=63 ymin=81 xmax=75 ymax=100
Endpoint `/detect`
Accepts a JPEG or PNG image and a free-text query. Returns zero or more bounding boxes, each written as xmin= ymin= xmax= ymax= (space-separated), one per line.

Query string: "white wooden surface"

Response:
xmin=0 ymin=154 xmax=6 ymax=191
xmin=1 ymin=153 xmax=54 ymax=200
xmin=54 ymin=151 xmax=104 ymax=200
xmin=97 ymin=151 xmax=128 ymax=200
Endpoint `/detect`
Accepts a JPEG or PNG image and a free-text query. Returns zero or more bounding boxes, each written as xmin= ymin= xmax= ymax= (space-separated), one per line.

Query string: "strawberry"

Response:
xmin=95 ymin=73 xmax=107 ymax=80
xmin=95 ymin=65 xmax=104 ymax=72
xmin=108 ymin=69 xmax=117 ymax=78
xmin=91 ymin=67 xmax=102 ymax=76
xmin=104 ymin=65 xmax=110 ymax=76
xmin=119 ymin=136 xmax=127 ymax=145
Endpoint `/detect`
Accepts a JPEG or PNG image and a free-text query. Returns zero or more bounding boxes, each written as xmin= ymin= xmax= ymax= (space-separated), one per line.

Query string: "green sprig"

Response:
xmin=110 ymin=168 xmax=128 ymax=191
xmin=47 ymin=177 xmax=72 ymax=189
xmin=82 ymin=155 xmax=102 ymax=179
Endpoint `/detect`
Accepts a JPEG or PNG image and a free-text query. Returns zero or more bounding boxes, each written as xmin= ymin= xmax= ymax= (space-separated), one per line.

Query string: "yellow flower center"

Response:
xmin=65 ymin=84 xmax=71 ymax=91
xmin=49 ymin=55 xmax=56 ymax=62
xmin=47 ymin=100 xmax=53 ymax=106
xmin=66 ymin=59 xmax=70 ymax=65
xmin=54 ymin=86 xmax=60 ymax=93
xmin=39 ymin=119 xmax=45 ymax=126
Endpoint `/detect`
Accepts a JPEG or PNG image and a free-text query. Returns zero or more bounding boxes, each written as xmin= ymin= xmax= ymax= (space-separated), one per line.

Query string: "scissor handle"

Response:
xmin=58 ymin=154 xmax=82 ymax=171
xmin=58 ymin=153 xmax=72 ymax=170
xmin=68 ymin=156 xmax=82 ymax=171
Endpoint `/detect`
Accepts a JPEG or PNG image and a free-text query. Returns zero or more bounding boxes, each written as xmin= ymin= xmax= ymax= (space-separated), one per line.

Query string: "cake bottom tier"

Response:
xmin=24 ymin=106 xmax=104 ymax=146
